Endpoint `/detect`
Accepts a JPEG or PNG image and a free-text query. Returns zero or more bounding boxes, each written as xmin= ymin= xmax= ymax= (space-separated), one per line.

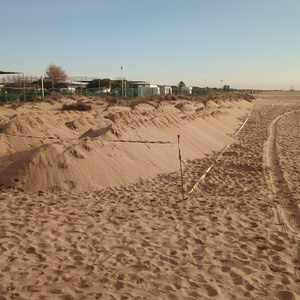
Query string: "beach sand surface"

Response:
xmin=0 ymin=92 xmax=299 ymax=299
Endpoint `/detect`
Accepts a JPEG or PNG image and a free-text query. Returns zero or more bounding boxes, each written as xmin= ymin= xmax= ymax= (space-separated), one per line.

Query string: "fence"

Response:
xmin=0 ymin=87 xmax=142 ymax=103
xmin=0 ymin=86 xmax=221 ymax=104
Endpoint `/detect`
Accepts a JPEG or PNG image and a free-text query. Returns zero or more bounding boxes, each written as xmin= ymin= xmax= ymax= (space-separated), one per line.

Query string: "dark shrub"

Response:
xmin=62 ymin=101 xmax=92 ymax=111
xmin=11 ymin=99 xmax=22 ymax=110
xmin=49 ymin=92 xmax=63 ymax=101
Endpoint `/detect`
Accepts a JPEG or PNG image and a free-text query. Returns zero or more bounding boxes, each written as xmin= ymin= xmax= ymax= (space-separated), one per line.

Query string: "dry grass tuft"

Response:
xmin=62 ymin=101 xmax=92 ymax=111
xmin=10 ymin=99 xmax=23 ymax=110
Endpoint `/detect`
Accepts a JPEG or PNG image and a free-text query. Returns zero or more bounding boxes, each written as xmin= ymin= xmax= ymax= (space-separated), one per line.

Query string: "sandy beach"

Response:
xmin=0 ymin=92 xmax=299 ymax=299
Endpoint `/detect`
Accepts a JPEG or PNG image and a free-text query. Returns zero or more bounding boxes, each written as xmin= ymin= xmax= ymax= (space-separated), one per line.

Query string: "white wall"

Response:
xmin=138 ymin=85 xmax=160 ymax=97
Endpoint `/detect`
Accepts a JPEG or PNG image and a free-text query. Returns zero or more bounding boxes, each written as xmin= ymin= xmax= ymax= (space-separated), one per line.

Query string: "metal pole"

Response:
xmin=121 ymin=64 xmax=124 ymax=98
xmin=41 ymin=76 xmax=44 ymax=98
xmin=22 ymin=72 xmax=26 ymax=102
xmin=86 ymin=76 xmax=88 ymax=94
xmin=177 ymin=134 xmax=185 ymax=201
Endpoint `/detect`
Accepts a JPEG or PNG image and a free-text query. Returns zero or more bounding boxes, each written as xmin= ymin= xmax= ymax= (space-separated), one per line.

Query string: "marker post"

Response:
xmin=177 ymin=134 xmax=185 ymax=201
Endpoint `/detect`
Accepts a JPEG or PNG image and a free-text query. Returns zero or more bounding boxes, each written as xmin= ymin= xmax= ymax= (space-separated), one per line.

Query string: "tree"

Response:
xmin=2 ymin=74 xmax=35 ymax=87
xmin=111 ymin=80 xmax=122 ymax=89
xmin=223 ymin=85 xmax=231 ymax=92
xmin=88 ymin=78 xmax=111 ymax=89
xmin=101 ymin=78 xmax=111 ymax=89
xmin=45 ymin=64 xmax=67 ymax=85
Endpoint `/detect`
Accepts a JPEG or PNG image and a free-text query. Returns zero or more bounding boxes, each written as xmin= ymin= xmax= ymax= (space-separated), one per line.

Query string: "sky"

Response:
xmin=1 ymin=0 xmax=299 ymax=90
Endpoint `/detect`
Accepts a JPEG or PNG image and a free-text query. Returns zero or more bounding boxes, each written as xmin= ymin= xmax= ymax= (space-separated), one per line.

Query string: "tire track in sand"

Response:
xmin=263 ymin=110 xmax=300 ymax=278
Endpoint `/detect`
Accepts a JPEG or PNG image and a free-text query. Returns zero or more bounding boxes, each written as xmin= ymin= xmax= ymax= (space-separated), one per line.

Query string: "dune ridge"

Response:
xmin=0 ymin=96 xmax=250 ymax=192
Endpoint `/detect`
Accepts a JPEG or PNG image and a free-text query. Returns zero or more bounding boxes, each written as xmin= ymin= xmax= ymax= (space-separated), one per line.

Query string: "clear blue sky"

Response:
xmin=1 ymin=0 xmax=299 ymax=90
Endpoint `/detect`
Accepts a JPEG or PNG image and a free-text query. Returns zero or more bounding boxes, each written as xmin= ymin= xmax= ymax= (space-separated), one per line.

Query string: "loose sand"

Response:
xmin=0 ymin=92 xmax=299 ymax=299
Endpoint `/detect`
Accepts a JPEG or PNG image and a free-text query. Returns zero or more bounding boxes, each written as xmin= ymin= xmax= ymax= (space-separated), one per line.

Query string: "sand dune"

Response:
xmin=0 ymin=92 xmax=300 ymax=299
xmin=0 ymin=96 xmax=250 ymax=192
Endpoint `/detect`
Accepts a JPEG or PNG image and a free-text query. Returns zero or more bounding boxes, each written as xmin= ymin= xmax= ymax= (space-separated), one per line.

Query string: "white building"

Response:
xmin=138 ymin=85 xmax=160 ymax=97
xmin=60 ymin=87 xmax=76 ymax=94
xmin=182 ymin=86 xmax=193 ymax=94
xmin=159 ymin=85 xmax=172 ymax=95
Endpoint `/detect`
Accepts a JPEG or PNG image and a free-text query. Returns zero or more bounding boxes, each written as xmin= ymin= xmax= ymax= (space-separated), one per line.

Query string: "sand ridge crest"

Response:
xmin=0 ymin=95 xmax=252 ymax=192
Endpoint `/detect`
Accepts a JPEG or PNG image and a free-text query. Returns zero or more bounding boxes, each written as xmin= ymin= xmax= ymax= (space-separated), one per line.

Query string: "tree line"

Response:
xmin=1 ymin=64 xmax=231 ymax=93
xmin=1 ymin=64 xmax=122 ymax=90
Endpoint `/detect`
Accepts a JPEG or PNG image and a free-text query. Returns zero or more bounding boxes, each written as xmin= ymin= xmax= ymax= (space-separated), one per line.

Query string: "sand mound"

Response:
xmin=133 ymin=102 xmax=155 ymax=112
xmin=205 ymin=99 xmax=220 ymax=109
xmin=0 ymin=96 xmax=252 ymax=192
xmin=175 ymin=101 xmax=196 ymax=113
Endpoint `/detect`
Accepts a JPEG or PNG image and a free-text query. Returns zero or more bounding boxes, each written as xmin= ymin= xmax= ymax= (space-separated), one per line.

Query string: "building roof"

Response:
xmin=0 ymin=71 xmax=22 ymax=75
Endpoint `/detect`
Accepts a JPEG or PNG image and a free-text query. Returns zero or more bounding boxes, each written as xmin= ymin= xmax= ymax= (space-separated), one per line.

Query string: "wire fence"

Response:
xmin=0 ymin=87 xmax=141 ymax=103
xmin=0 ymin=87 xmax=220 ymax=104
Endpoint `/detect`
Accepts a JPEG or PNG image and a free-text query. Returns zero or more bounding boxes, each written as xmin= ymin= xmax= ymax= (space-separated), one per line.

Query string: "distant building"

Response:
xmin=137 ymin=84 xmax=173 ymax=97
xmin=102 ymin=87 xmax=111 ymax=93
xmin=129 ymin=81 xmax=150 ymax=89
xmin=159 ymin=85 xmax=172 ymax=95
xmin=182 ymin=86 xmax=193 ymax=94
xmin=138 ymin=85 xmax=160 ymax=97
xmin=60 ymin=87 xmax=76 ymax=94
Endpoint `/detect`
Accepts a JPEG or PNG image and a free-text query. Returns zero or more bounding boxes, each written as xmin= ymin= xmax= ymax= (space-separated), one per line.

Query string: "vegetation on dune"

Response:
xmin=104 ymin=92 xmax=255 ymax=109
xmin=62 ymin=101 xmax=92 ymax=111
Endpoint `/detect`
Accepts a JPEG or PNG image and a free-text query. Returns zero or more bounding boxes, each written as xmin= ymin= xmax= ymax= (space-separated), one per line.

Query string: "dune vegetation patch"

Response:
xmin=62 ymin=101 xmax=92 ymax=111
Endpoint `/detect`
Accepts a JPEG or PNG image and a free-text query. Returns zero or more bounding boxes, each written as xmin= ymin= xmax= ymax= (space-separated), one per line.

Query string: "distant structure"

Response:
xmin=182 ymin=86 xmax=193 ymax=94
xmin=159 ymin=85 xmax=172 ymax=95
xmin=138 ymin=84 xmax=172 ymax=97
xmin=138 ymin=85 xmax=160 ymax=97
xmin=130 ymin=81 xmax=150 ymax=88
xmin=60 ymin=87 xmax=76 ymax=94
xmin=93 ymin=87 xmax=111 ymax=94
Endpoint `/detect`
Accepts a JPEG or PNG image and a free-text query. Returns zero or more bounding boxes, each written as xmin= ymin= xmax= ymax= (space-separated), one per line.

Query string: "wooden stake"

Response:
xmin=177 ymin=135 xmax=185 ymax=201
